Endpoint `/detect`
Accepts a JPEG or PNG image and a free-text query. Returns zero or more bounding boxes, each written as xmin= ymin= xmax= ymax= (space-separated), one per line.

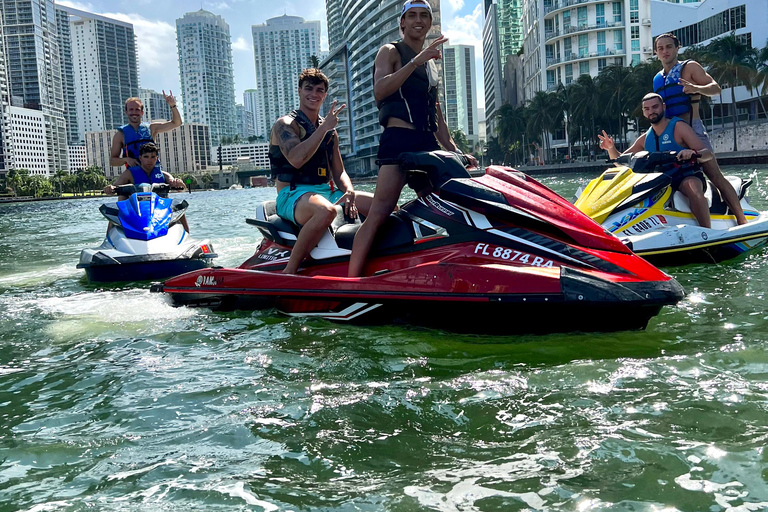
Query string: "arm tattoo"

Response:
xmin=277 ymin=123 xmax=300 ymax=156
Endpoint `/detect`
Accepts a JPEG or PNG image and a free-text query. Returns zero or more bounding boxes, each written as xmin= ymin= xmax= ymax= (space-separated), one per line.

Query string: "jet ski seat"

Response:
xmin=672 ymin=176 xmax=750 ymax=215
xmin=247 ymin=200 xmax=421 ymax=255
xmin=247 ymin=200 xmax=359 ymax=247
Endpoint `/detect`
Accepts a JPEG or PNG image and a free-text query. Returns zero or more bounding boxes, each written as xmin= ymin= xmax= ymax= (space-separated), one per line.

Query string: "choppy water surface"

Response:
xmin=2 ymin=167 xmax=768 ymax=511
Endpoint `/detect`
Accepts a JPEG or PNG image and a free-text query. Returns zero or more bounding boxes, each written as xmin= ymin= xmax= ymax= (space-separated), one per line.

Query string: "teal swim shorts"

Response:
xmin=275 ymin=183 xmax=343 ymax=225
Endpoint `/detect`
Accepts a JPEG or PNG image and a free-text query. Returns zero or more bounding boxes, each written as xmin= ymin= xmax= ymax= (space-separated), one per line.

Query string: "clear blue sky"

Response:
xmin=59 ymin=0 xmax=485 ymax=110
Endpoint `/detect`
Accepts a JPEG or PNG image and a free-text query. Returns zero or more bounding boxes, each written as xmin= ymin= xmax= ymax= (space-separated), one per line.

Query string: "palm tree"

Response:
xmin=627 ymin=59 xmax=662 ymax=129
xmin=597 ymin=65 xmax=635 ymax=146
xmin=450 ymin=129 xmax=472 ymax=154
xmin=705 ymin=34 xmax=754 ymax=151
xmin=309 ymin=55 xmax=320 ymax=68
xmin=746 ymin=43 xmax=768 ymax=119
xmin=497 ymin=103 xmax=526 ymax=164
xmin=569 ymin=74 xmax=600 ymax=154
xmin=525 ymin=91 xmax=563 ymax=163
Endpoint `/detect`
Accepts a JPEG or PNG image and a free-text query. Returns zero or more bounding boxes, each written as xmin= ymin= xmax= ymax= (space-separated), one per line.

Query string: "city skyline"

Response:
xmin=55 ymin=0 xmax=486 ymax=109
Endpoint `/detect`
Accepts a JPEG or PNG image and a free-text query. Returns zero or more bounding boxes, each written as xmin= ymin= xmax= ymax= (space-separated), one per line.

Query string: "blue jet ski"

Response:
xmin=78 ymin=183 xmax=217 ymax=282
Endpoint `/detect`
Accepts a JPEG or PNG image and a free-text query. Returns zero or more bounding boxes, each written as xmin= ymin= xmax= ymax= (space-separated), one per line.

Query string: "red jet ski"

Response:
xmin=152 ymin=151 xmax=684 ymax=333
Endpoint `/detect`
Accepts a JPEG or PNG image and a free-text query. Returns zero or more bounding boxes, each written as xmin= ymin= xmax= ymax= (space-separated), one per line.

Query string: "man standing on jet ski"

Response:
xmin=269 ymin=68 xmax=373 ymax=274
xmin=348 ymin=0 xmax=476 ymax=277
xmin=652 ymin=33 xmax=747 ymax=225
xmin=102 ymin=142 xmax=190 ymax=232
xmin=110 ymin=91 xmax=181 ymax=170
xmin=598 ymin=93 xmax=714 ymax=228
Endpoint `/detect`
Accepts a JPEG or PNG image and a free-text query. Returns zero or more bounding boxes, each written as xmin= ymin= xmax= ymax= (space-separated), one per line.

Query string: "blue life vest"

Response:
xmin=644 ymin=117 xmax=686 ymax=152
xmin=653 ymin=61 xmax=700 ymax=120
xmin=129 ymin=165 xmax=164 ymax=186
xmin=118 ymin=123 xmax=155 ymax=159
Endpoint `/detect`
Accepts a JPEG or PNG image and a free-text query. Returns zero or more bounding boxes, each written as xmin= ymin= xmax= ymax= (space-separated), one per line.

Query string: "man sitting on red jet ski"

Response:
xmin=269 ymin=69 xmax=373 ymax=274
xmin=598 ymin=92 xmax=713 ymax=228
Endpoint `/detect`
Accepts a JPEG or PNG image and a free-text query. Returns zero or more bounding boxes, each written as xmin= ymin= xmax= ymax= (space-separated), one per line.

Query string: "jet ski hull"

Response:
xmin=157 ymin=264 xmax=684 ymax=333
xmin=78 ymin=225 xmax=216 ymax=283
xmin=79 ymin=251 xmax=215 ymax=283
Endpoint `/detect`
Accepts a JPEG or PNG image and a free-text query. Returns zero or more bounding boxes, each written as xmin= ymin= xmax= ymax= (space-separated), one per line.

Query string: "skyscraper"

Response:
xmin=252 ymin=15 xmax=321 ymax=137
xmin=55 ymin=6 xmax=79 ymax=145
xmin=243 ymin=89 xmax=264 ymax=140
xmin=320 ymin=0 xmax=442 ymax=174
xmin=235 ymin=104 xmax=255 ymax=139
xmin=443 ymin=45 xmax=479 ymax=146
xmin=139 ymin=88 xmax=173 ymax=123
xmin=483 ymin=0 xmax=524 ymax=135
xmin=0 ymin=9 xmax=11 ymax=176
xmin=176 ymin=10 xmax=237 ymax=146
xmin=1 ymin=0 xmax=68 ymax=173
xmin=61 ymin=6 xmax=139 ymax=138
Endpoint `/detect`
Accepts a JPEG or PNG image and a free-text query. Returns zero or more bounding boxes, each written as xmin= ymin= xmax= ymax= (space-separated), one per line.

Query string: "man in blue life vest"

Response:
xmin=653 ymin=33 xmax=747 ymax=225
xmin=103 ymin=142 xmax=189 ymax=232
xmin=110 ymin=91 xmax=181 ymax=170
xmin=269 ymin=68 xmax=373 ymax=274
xmin=599 ymin=93 xmax=713 ymax=228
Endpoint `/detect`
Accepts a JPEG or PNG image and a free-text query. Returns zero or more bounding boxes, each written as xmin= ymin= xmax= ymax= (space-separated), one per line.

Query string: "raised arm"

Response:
xmin=373 ymin=36 xmax=448 ymax=102
xmin=149 ymin=90 xmax=182 ymax=137
xmin=599 ymin=129 xmax=646 ymax=159
xmin=271 ymin=102 xmax=344 ymax=170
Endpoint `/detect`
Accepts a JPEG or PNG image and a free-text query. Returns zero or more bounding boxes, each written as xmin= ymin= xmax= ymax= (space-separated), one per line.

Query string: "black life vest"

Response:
xmin=375 ymin=41 xmax=438 ymax=132
xmin=268 ymin=109 xmax=334 ymax=189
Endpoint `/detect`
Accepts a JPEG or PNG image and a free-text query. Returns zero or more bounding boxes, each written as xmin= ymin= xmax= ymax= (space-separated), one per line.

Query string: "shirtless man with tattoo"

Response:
xmin=268 ymin=68 xmax=373 ymax=274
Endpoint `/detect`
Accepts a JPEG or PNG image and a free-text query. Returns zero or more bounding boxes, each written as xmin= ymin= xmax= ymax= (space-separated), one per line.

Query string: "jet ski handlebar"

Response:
xmin=113 ymin=183 xmax=183 ymax=196
xmin=609 ymin=150 xmax=699 ymax=174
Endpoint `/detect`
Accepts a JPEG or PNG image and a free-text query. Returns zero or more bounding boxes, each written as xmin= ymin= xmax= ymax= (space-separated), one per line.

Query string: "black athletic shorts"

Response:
xmin=671 ymin=168 xmax=706 ymax=192
xmin=377 ymin=127 xmax=440 ymax=161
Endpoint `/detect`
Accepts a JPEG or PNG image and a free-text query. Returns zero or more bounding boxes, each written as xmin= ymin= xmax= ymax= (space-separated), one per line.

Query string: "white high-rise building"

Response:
xmin=154 ymin=123 xmax=212 ymax=176
xmin=235 ymin=104 xmax=255 ymax=139
xmin=243 ymin=89 xmax=265 ymax=140
xmin=1 ymin=0 xmax=68 ymax=173
xmin=252 ymin=15 xmax=321 ymax=138
xmin=176 ymin=10 xmax=237 ymax=146
xmin=0 ymin=10 xmax=12 ymax=176
xmin=522 ymin=0 xmax=653 ymax=98
xmin=320 ymin=0 xmax=442 ymax=174
xmin=139 ymin=88 xmax=173 ymax=123
xmin=55 ymin=7 xmax=79 ymax=145
xmin=9 ymin=106 xmax=49 ymax=175
xmin=61 ymin=6 xmax=139 ymax=138
xmin=443 ymin=45 xmax=479 ymax=146
xmin=68 ymin=145 xmax=87 ymax=172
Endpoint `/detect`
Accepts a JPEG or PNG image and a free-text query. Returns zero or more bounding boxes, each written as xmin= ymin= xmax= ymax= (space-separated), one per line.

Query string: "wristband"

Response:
xmin=170 ymin=105 xmax=177 ymax=108
xmin=410 ymin=57 xmax=416 ymax=68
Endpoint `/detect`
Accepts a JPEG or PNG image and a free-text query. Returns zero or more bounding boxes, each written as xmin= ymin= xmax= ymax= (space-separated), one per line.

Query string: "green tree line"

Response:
xmin=1 ymin=167 xmax=215 ymax=198
xmin=490 ymin=34 xmax=768 ymax=165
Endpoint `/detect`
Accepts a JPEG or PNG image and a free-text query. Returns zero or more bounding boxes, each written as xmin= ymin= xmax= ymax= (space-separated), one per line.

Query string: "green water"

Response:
xmin=1 ymin=166 xmax=768 ymax=511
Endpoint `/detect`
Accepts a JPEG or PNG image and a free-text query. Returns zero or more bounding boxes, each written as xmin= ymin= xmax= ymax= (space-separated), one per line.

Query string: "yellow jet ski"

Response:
xmin=574 ymin=151 xmax=768 ymax=265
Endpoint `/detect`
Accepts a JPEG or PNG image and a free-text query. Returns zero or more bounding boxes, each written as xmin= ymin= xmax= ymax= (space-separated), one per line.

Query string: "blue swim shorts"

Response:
xmin=275 ymin=183 xmax=343 ymax=225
